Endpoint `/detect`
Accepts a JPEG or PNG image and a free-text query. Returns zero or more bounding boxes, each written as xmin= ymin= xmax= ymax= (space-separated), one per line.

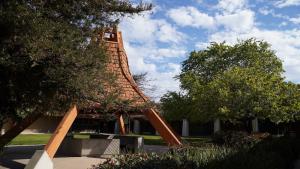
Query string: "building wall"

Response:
xmin=21 ymin=116 xmax=61 ymax=134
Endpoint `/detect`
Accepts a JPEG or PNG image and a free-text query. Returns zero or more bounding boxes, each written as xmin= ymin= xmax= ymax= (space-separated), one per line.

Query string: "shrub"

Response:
xmin=91 ymin=138 xmax=300 ymax=169
xmin=212 ymin=131 xmax=270 ymax=148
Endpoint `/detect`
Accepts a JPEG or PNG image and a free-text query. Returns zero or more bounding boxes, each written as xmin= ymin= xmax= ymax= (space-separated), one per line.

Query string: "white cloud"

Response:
xmin=258 ymin=7 xmax=272 ymax=15
xmin=123 ymin=41 xmax=182 ymax=100
xmin=274 ymin=0 xmax=300 ymax=8
xmin=155 ymin=20 xmax=186 ymax=44
xmin=167 ymin=2 xmax=255 ymax=33
xmin=120 ymin=11 xmax=187 ymax=100
xmin=289 ymin=16 xmax=300 ymax=24
xmin=120 ymin=1 xmax=300 ymax=101
xmin=258 ymin=7 xmax=290 ymax=20
xmin=195 ymin=42 xmax=210 ymax=49
xmin=167 ymin=6 xmax=215 ymax=29
xmin=215 ymin=10 xmax=255 ymax=32
xmin=155 ymin=48 xmax=187 ymax=58
xmin=121 ymin=12 xmax=185 ymax=44
xmin=216 ymin=0 xmax=247 ymax=13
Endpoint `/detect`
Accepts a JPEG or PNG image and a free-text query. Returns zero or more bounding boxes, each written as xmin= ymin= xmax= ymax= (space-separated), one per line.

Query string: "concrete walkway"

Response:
xmin=0 ymin=145 xmax=105 ymax=169
xmin=0 ymin=144 xmax=169 ymax=169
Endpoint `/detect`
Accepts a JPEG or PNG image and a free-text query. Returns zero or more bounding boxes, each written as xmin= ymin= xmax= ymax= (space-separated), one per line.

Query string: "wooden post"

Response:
xmin=144 ymin=108 xmax=182 ymax=146
xmin=117 ymin=114 xmax=126 ymax=135
xmin=44 ymin=105 xmax=78 ymax=159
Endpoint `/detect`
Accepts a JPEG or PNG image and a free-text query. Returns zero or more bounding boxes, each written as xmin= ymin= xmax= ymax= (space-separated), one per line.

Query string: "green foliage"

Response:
xmin=0 ymin=0 xmax=152 ymax=126
xmin=91 ymin=138 xmax=300 ymax=169
xmin=162 ymin=39 xmax=300 ymax=123
xmin=212 ymin=131 xmax=270 ymax=148
xmin=160 ymin=92 xmax=193 ymax=121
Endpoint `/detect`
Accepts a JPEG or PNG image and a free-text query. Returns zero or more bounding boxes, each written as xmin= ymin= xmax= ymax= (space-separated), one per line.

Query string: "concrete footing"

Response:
xmin=25 ymin=150 xmax=53 ymax=169
xmin=58 ymin=137 xmax=120 ymax=157
xmin=133 ymin=120 xmax=140 ymax=134
xmin=182 ymin=119 xmax=189 ymax=137
xmin=252 ymin=118 xmax=259 ymax=132
xmin=214 ymin=118 xmax=221 ymax=133
xmin=114 ymin=121 xmax=119 ymax=134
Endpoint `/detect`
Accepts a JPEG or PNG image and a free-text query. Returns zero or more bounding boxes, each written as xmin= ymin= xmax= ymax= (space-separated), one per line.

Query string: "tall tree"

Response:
xmin=160 ymin=92 xmax=193 ymax=121
xmin=162 ymin=39 xmax=300 ymax=123
xmin=0 ymin=0 xmax=151 ymax=147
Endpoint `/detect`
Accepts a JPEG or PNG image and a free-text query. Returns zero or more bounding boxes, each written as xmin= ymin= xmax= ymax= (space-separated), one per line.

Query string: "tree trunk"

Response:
xmin=0 ymin=113 xmax=41 ymax=148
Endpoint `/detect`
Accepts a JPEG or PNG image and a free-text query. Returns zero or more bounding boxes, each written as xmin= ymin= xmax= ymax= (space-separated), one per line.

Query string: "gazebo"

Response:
xmin=1 ymin=27 xmax=182 ymax=164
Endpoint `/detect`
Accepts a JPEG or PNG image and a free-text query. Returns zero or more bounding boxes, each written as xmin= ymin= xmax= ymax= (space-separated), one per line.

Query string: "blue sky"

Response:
xmin=120 ymin=0 xmax=300 ymax=101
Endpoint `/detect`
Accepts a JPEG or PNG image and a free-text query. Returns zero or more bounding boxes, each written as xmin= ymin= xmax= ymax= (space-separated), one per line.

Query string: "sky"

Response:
xmin=119 ymin=0 xmax=300 ymax=101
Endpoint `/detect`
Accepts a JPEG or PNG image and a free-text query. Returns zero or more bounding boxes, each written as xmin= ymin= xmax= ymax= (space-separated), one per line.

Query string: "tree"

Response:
xmin=162 ymin=39 xmax=300 ymax=123
xmin=160 ymin=92 xmax=193 ymax=121
xmin=0 ymin=0 xmax=151 ymax=147
xmin=133 ymin=72 xmax=157 ymax=99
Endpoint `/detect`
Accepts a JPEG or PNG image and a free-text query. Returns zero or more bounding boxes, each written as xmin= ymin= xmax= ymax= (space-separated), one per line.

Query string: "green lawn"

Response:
xmin=9 ymin=134 xmax=52 ymax=145
xmin=8 ymin=134 xmax=211 ymax=146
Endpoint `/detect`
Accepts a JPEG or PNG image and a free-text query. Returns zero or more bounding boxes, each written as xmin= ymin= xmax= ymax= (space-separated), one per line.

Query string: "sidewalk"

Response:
xmin=0 ymin=145 xmax=105 ymax=169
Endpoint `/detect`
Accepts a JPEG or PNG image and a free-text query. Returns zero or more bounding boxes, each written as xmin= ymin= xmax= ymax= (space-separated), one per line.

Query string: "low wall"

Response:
xmin=58 ymin=137 xmax=120 ymax=157
xmin=90 ymin=134 xmax=144 ymax=153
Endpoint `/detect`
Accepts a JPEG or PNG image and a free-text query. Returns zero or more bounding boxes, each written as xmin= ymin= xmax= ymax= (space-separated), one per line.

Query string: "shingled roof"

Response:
xmin=102 ymin=27 xmax=149 ymax=106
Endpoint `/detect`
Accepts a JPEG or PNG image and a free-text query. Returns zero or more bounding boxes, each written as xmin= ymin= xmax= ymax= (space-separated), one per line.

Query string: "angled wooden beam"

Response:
xmin=0 ymin=113 xmax=42 ymax=148
xmin=117 ymin=114 xmax=126 ymax=135
xmin=44 ymin=105 xmax=78 ymax=159
xmin=144 ymin=108 xmax=182 ymax=146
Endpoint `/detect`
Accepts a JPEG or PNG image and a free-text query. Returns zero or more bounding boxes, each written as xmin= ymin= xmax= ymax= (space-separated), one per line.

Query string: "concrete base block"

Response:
xmin=214 ymin=118 xmax=221 ymax=133
xmin=25 ymin=150 xmax=53 ymax=169
xmin=58 ymin=137 xmax=120 ymax=157
xmin=182 ymin=119 xmax=189 ymax=137
xmin=252 ymin=118 xmax=259 ymax=132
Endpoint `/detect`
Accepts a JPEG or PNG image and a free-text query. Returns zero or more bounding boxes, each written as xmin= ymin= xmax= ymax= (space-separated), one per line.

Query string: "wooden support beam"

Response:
xmin=144 ymin=108 xmax=182 ymax=146
xmin=44 ymin=105 xmax=78 ymax=159
xmin=0 ymin=113 xmax=41 ymax=148
xmin=117 ymin=114 xmax=126 ymax=135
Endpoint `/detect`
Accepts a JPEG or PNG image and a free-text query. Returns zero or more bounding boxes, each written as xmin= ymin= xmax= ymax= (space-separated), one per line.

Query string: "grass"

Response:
xmin=9 ymin=134 xmax=52 ymax=145
xmin=8 ymin=133 xmax=211 ymax=146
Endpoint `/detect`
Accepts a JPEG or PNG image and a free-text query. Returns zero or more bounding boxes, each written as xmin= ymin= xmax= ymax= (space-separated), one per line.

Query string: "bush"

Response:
xmin=91 ymin=138 xmax=300 ymax=169
xmin=212 ymin=131 xmax=270 ymax=148
xmin=91 ymin=146 xmax=235 ymax=169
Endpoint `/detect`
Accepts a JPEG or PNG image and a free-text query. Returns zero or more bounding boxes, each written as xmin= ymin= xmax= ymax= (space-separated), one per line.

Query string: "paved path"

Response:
xmin=0 ymin=144 xmax=168 ymax=169
xmin=0 ymin=145 xmax=105 ymax=169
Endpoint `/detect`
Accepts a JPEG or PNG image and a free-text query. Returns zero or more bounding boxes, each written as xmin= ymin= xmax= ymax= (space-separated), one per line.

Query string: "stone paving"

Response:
xmin=0 ymin=145 xmax=105 ymax=169
xmin=0 ymin=145 xmax=168 ymax=169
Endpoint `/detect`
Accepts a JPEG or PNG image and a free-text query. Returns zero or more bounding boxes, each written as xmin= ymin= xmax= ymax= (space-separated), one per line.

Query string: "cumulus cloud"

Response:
xmin=119 ymin=1 xmax=300 ymax=100
xmin=216 ymin=0 xmax=248 ymax=13
xmin=120 ymin=12 xmax=187 ymax=100
xmin=274 ymin=0 xmax=300 ymax=8
xmin=121 ymin=12 xmax=185 ymax=44
xmin=289 ymin=16 xmax=300 ymax=24
xmin=123 ymin=41 xmax=183 ymax=100
xmin=215 ymin=9 xmax=255 ymax=32
xmin=167 ymin=6 xmax=215 ymax=29
xmin=167 ymin=0 xmax=255 ymax=33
